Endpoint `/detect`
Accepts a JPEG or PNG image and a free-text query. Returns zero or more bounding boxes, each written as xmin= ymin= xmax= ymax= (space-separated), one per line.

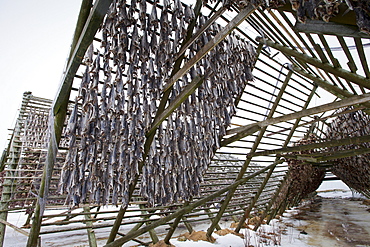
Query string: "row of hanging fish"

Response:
xmin=59 ymin=0 xmax=256 ymax=207
xmin=6 ymin=93 xmax=65 ymax=210
xmin=288 ymin=0 xmax=370 ymax=34
xmin=326 ymin=107 xmax=370 ymax=195
xmin=279 ymin=133 xmax=325 ymax=206
xmin=23 ymin=108 xmax=50 ymax=149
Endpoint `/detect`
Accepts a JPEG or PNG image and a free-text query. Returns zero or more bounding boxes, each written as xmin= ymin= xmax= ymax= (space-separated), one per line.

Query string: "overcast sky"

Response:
xmin=0 ymin=1 xmax=82 ymax=148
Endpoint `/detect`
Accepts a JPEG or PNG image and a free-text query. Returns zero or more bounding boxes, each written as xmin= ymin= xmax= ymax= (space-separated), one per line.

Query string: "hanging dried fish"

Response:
xmin=138 ymin=0 xmax=147 ymax=21
xmin=174 ymin=0 xmax=183 ymax=17
xmin=60 ymin=1 xmax=257 ymax=208
xmin=129 ymin=24 xmax=139 ymax=63
xmin=184 ymin=4 xmax=194 ymax=23
xmin=163 ymin=0 xmax=170 ymax=12
xmin=140 ymin=29 xmax=150 ymax=61
xmin=149 ymin=3 xmax=159 ymax=30
xmin=84 ymin=43 xmax=94 ymax=66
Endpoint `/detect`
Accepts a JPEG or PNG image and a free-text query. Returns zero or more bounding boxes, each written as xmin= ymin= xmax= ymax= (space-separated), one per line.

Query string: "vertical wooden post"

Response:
xmin=83 ymin=206 xmax=98 ymax=247
xmin=163 ymin=211 xmax=186 ymax=244
xmin=182 ymin=216 xmax=194 ymax=234
xmin=163 ymin=201 xmax=192 ymax=244
xmin=27 ymin=1 xmax=112 ymax=246
xmin=139 ymin=205 xmax=159 ymax=244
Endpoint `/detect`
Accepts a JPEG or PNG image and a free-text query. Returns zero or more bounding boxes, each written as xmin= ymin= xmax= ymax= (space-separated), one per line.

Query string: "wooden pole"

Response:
xmin=250 ymin=134 xmax=370 ymax=158
xmin=260 ymin=174 xmax=289 ymax=226
xmin=182 ymin=217 xmax=194 ymax=234
xmin=256 ymin=37 xmax=370 ymax=90
xmin=261 ymin=86 xmax=318 ymax=226
xmin=139 ymin=205 xmax=159 ymax=244
xmin=53 ymin=0 xmax=113 ymax=115
xmin=67 ymin=0 xmax=93 ymax=65
xmin=223 ymin=93 xmax=370 ymax=146
xmin=0 ymin=219 xmax=29 ymax=237
xmin=146 ymin=76 xmax=204 ymax=137
xmin=163 ymin=3 xmax=258 ymax=92
xmin=293 ymin=66 xmax=370 ymax=112
xmin=27 ymin=1 xmax=112 ymax=246
xmin=284 ymin=146 xmax=370 ymax=162
xmin=83 ymin=206 xmax=98 ymax=247
xmin=174 ymin=6 xmax=227 ymax=61
xmin=163 ymin=202 xmax=190 ymax=244
xmin=204 ymin=209 xmax=221 ymax=231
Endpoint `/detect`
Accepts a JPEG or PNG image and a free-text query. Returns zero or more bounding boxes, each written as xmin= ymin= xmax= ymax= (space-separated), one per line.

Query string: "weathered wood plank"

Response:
xmin=0 ymin=218 xmax=29 ymax=236
xmin=249 ymin=134 xmax=370 ymax=158
xmin=256 ymin=37 xmax=370 ymax=90
xmin=223 ymin=93 xmax=370 ymax=146
xmin=295 ymin=19 xmax=370 ymax=38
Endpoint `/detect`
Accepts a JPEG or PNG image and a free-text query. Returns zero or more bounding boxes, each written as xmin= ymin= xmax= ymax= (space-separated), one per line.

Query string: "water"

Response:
xmin=294 ymin=197 xmax=370 ymax=247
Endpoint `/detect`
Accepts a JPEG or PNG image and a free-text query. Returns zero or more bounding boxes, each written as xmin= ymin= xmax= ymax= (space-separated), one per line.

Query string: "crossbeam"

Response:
xmin=295 ymin=19 xmax=370 ymax=38
xmin=249 ymin=134 xmax=370 ymax=158
xmin=222 ymin=93 xmax=370 ymax=146
xmin=256 ymin=37 xmax=370 ymax=90
xmin=293 ymin=66 xmax=370 ymax=110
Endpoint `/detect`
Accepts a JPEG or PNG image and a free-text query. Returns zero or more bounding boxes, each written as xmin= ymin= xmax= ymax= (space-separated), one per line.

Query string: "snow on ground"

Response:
xmin=5 ymin=184 xmax=368 ymax=247
xmin=317 ymin=180 xmax=366 ymax=199
xmin=3 ymin=208 xmax=312 ymax=247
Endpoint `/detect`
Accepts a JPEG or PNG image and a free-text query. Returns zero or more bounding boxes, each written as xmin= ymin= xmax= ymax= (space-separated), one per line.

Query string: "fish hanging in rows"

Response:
xmin=59 ymin=0 xmax=256 ymax=207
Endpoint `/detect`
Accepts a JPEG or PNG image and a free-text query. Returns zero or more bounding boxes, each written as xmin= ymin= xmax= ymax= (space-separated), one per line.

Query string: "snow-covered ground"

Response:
xmin=4 ymin=181 xmax=370 ymax=247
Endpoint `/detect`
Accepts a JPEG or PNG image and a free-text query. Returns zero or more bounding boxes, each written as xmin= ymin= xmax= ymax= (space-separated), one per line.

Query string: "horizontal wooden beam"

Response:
xmin=293 ymin=66 xmax=370 ymax=112
xmin=284 ymin=146 xmax=370 ymax=162
xmin=249 ymin=134 xmax=370 ymax=158
xmin=295 ymin=19 xmax=370 ymax=38
xmin=222 ymin=93 xmax=370 ymax=146
xmin=256 ymin=37 xmax=370 ymax=90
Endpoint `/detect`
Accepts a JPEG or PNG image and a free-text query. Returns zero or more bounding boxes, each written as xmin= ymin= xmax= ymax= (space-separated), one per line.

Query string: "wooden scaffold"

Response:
xmin=0 ymin=0 xmax=369 ymax=246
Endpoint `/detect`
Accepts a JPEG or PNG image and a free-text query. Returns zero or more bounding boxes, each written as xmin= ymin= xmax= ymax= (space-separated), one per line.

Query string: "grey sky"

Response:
xmin=0 ymin=1 xmax=82 ymax=148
